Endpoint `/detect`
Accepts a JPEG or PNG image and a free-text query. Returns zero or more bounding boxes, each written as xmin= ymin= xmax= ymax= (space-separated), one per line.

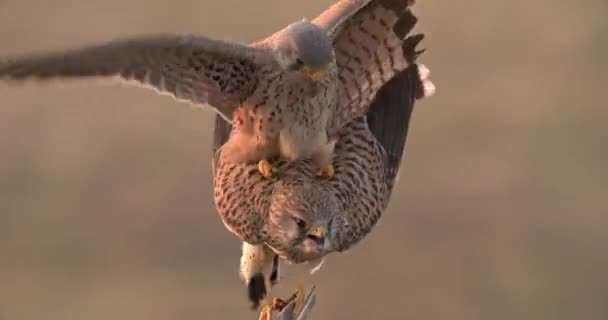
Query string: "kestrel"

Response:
xmin=212 ymin=0 xmax=435 ymax=317
xmin=0 ymin=1 xmax=424 ymax=182
xmin=0 ymin=21 xmax=336 ymax=179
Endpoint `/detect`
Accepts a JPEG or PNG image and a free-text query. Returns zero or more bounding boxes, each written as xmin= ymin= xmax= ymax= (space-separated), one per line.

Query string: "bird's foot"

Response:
xmin=258 ymin=159 xmax=274 ymax=178
xmin=259 ymin=291 xmax=304 ymax=320
xmin=316 ymin=163 xmax=335 ymax=178
xmin=281 ymin=282 xmax=306 ymax=315
xmin=258 ymin=282 xmax=307 ymax=319
xmin=258 ymin=296 xmax=283 ymax=320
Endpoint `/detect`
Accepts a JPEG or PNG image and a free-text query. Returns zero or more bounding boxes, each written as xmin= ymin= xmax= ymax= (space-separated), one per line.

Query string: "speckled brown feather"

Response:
xmin=214 ymin=110 xmax=386 ymax=251
xmin=213 ymin=61 xmax=429 ymax=260
xmin=313 ymin=0 xmax=424 ymax=134
xmin=213 ymin=0 xmax=428 ymax=259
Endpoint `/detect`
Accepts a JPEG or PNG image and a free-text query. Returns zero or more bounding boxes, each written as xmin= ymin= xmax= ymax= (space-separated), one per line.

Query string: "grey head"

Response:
xmin=264 ymin=181 xmax=338 ymax=263
xmin=269 ymin=20 xmax=335 ymax=81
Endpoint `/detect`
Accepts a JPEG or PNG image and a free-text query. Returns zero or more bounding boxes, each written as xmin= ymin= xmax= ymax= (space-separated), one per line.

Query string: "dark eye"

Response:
xmin=295 ymin=58 xmax=304 ymax=67
xmin=294 ymin=217 xmax=306 ymax=229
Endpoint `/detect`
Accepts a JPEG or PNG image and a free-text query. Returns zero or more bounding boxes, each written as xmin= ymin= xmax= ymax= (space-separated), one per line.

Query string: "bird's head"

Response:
xmin=265 ymin=181 xmax=338 ymax=263
xmin=271 ymin=20 xmax=334 ymax=82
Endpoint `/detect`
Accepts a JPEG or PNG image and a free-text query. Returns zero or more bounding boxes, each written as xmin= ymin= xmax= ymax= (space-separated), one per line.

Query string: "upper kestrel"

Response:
xmin=0 ymin=0 xmax=426 ymax=182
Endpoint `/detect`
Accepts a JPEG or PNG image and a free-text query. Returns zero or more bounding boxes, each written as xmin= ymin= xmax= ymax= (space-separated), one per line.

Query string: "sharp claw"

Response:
xmin=258 ymin=300 xmax=274 ymax=320
xmin=259 ymin=296 xmax=290 ymax=320
xmin=272 ymin=297 xmax=288 ymax=312
xmin=258 ymin=159 xmax=274 ymax=178
xmin=276 ymin=286 xmax=317 ymax=320
xmin=278 ymin=282 xmax=306 ymax=316
xmin=316 ymin=164 xmax=335 ymax=177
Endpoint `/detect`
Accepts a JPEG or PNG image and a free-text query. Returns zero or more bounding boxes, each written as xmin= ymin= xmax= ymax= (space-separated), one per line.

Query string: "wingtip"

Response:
xmin=403 ymin=33 xmax=425 ymax=64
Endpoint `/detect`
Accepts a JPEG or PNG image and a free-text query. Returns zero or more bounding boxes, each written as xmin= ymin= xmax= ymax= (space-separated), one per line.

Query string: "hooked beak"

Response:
xmin=300 ymin=65 xmax=326 ymax=81
xmin=306 ymin=225 xmax=327 ymax=244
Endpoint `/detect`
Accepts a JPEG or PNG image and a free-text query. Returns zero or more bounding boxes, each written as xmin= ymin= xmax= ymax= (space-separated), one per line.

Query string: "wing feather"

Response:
xmin=311 ymin=0 xmax=372 ymax=37
xmin=312 ymin=0 xmax=426 ymax=133
xmin=0 ymin=34 xmax=273 ymax=121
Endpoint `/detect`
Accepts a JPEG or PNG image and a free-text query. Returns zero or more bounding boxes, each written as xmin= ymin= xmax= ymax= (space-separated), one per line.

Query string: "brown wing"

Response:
xmin=312 ymin=0 xmax=425 ymax=133
xmin=0 ymin=34 xmax=273 ymax=121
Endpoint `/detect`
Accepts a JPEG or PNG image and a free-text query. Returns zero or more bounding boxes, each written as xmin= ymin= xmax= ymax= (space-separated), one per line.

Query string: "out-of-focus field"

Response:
xmin=0 ymin=1 xmax=606 ymax=319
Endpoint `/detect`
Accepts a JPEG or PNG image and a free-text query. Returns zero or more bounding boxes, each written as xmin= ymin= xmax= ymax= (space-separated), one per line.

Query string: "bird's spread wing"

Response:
xmin=312 ymin=0 xmax=427 ymax=134
xmin=0 ymin=34 xmax=272 ymax=122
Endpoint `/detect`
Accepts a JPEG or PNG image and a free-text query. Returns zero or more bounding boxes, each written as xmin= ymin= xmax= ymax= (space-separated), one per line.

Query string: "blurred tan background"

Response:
xmin=0 ymin=0 xmax=606 ymax=319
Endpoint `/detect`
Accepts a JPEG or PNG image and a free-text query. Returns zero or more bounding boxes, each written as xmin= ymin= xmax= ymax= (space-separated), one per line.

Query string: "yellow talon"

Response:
xmin=316 ymin=164 xmax=335 ymax=177
xmin=258 ymin=296 xmax=281 ymax=320
xmin=258 ymin=301 xmax=273 ymax=320
xmin=258 ymin=159 xmax=274 ymax=178
xmin=265 ymin=282 xmax=306 ymax=317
